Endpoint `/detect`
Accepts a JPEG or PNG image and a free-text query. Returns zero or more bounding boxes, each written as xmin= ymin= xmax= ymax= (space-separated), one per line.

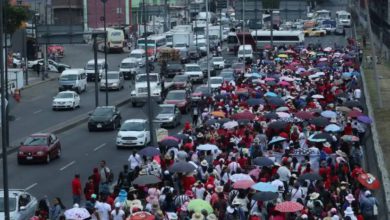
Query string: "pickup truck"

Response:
xmin=131 ymin=73 xmax=163 ymax=107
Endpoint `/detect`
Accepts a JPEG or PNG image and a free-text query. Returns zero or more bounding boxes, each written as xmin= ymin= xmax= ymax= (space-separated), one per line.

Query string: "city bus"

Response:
xmin=137 ymin=34 xmax=167 ymax=60
xmin=96 ymin=28 xmax=125 ymax=53
xmin=251 ymin=30 xmax=305 ymax=48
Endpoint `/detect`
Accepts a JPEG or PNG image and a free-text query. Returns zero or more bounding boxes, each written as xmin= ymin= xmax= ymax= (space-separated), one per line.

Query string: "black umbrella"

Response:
xmin=218 ymin=118 xmax=231 ymax=124
xmin=238 ymin=119 xmax=251 ymax=125
xmin=310 ymin=116 xmax=330 ymax=127
xmin=264 ymin=112 xmax=279 ymax=120
xmin=169 ymin=161 xmax=197 ymax=173
xmin=253 ymin=157 xmax=274 ymax=167
xmin=159 ymin=139 xmax=179 ymax=147
xmin=267 ymin=97 xmax=285 ymax=107
xmin=252 ymin=191 xmax=279 ymax=201
xmin=172 ymin=133 xmax=189 ymax=141
xmin=298 ymin=173 xmax=322 ymax=181
xmin=206 ymin=119 xmax=218 ymax=126
xmin=311 ymin=132 xmax=333 ymax=143
xmin=133 ymin=175 xmax=161 ymax=185
xmin=138 ymin=146 xmax=160 ymax=157
xmin=268 ymin=120 xmax=289 ymax=130
xmin=247 ymin=98 xmax=265 ymax=106
xmin=344 ymin=100 xmax=362 ymax=108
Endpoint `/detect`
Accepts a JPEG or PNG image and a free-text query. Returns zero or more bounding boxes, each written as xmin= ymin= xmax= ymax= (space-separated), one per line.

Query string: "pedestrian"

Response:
xmin=36 ymin=198 xmax=50 ymax=219
xmin=72 ymin=174 xmax=82 ymax=205
xmin=49 ymin=197 xmax=65 ymax=220
xmin=84 ymin=176 xmax=95 ymax=201
xmin=95 ymin=193 xmax=112 ymax=220
xmin=128 ymin=151 xmax=142 ymax=171
xmin=99 ymin=160 xmax=113 ymax=195
xmin=360 ymin=190 xmax=378 ymax=220
xmin=191 ymin=105 xmax=199 ymax=126
xmin=111 ymin=202 xmax=126 ymax=220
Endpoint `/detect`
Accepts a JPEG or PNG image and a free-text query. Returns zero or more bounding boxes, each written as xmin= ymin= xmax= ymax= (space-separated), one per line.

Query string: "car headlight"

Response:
xmin=137 ymin=133 xmax=144 ymax=138
xmin=36 ymin=151 xmax=44 ymax=156
xmin=168 ymin=116 xmax=174 ymax=121
xmin=18 ymin=151 xmax=24 ymax=155
xmin=112 ymin=83 xmax=118 ymax=86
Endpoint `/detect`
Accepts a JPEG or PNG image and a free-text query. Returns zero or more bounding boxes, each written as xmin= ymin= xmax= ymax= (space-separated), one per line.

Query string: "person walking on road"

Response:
xmin=95 ymin=193 xmax=112 ymax=220
xmin=72 ymin=174 xmax=82 ymax=205
xmin=49 ymin=197 xmax=65 ymax=220
xmin=111 ymin=202 xmax=126 ymax=220
xmin=99 ymin=160 xmax=113 ymax=195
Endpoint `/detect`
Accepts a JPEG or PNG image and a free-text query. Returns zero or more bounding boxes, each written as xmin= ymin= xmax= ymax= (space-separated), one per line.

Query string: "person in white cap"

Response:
xmin=111 ymin=202 xmax=125 ymax=220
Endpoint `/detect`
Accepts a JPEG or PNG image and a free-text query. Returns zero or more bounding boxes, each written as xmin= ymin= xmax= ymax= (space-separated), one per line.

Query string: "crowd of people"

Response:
xmin=32 ymin=38 xmax=381 ymax=220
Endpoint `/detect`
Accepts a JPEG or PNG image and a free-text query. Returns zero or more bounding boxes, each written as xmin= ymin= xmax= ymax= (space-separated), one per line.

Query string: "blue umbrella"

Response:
xmin=324 ymin=124 xmax=342 ymax=132
xmin=321 ymin=110 xmax=337 ymax=118
xmin=264 ymin=92 xmax=278 ymax=98
xmin=251 ymin=182 xmax=278 ymax=192
xmin=342 ymin=72 xmax=352 ymax=78
xmin=138 ymin=146 xmax=161 ymax=157
xmin=268 ymin=136 xmax=287 ymax=145
xmin=247 ymin=98 xmax=265 ymax=106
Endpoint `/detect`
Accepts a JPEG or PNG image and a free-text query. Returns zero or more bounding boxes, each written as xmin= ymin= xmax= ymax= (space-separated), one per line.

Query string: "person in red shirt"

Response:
xmin=72 ymin=174 xmax=82 ymax=205
xmin=237 ymin=153 xmax=248 ymax=170
xmin=181 ymin=173 xmax=196 ymax=191
xmin=344 ymin=122 xmax=353 ymax=135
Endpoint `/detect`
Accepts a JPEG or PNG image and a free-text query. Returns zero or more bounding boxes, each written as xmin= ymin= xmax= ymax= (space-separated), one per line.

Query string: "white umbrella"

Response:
xmin=64 ymin=206 xmax=91 ymax=220
xmin=323 ymin=47 xmax=332 ymax=52
xmin=230 ymin=173 xmax=253 ymax=182
xmin=276 ymin=112 xmax=291 ymax=118
xmin=312 ymin=94 xmax=324 ymax=99
xmin=223 ymin=121 xmax=239 ymax=129
xmin=197 ymin=144 xmax=221 ymax=156
xmin=279 ymin=76 xmax=295 ymax=82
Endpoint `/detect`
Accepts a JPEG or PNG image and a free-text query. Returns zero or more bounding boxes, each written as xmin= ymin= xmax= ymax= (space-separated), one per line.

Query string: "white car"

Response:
xmin=28 ymin=59 xmax=70 ymax=73
xmin=212 ymin=57 xmax=225 ymax=69
xmin=0 ymin=190 xmax=38 ymax=220
xmin=184 ymin=64 xmax=204 ymax=83
xmin=52 ymin=91 xmax=80 ymax=110
xmin=116 ymin=119 xmax=150 ymax=148
xmin=209 ymin=76 xmax=223 ymax=90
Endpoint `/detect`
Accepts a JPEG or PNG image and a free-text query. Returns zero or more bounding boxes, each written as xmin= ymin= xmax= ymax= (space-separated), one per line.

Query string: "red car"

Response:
xmin=17 ymin=133 xmax=61 ymax=164
xmin=191 ymin=85 xmax=210 ymax=102
xmin=164 ymin=90 xmax=190 ymax=113
xmin=172 ymin=75 xmax=192 ymax=90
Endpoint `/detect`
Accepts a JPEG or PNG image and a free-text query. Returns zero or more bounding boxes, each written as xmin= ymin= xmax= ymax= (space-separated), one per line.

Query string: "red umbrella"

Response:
xmin=278 ymin=81 xmax=290 ymax=87
xmin=128 ymin=212 xmax=155 ymax=220
xmin=233 ymin=179 xmax=255 ymax=189
xmin=300 ymin=71 xmax=312 ymax=77
xmin=357 ymin=173 xmax=381 ymax=190
xmin=295 ymin=111 xmax=314 ymax=120
xmin=232 ymin=111 xmax=255 ymax=120
xmin=264 ymin=44 xmax=272 ymax=50
xmin=275 ymin=201 xmax=304 ymax=213
xmin=348 ymin=110 xmax=364 ymax=118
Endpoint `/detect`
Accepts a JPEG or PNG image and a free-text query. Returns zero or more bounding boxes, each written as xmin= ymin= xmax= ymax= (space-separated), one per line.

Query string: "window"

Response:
xmin=23 ymin=136 xmax=48 ymax=146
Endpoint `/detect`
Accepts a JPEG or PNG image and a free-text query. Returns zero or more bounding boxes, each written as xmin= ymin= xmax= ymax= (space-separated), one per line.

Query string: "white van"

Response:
xmin=58 ymin=69 xmax=87 ymax=94
xmin=85 ymin=59 xmax=107 ymax=81
xmin=237 ymin=44 xmax=253 ymax=63
xmin=120 ymin=57 xmax=140 ymax=80
xmin=129 ymin=49 xmax=146 ymax=67
xmin=336 ymin=10 xmax=351 ymax=27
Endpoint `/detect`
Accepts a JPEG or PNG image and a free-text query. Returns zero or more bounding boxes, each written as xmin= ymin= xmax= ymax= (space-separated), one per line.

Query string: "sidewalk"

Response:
xmin=23 ymin=70 xmax=58 ymax=89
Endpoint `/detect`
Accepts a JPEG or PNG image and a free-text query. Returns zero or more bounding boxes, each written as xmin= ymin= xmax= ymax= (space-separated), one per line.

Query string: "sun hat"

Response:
xmin=323 ymin=142 xmax=331 ymax=148
xmin=310 ymin=192 xmax=320 ymax=200
xmin=191 ymin=213 xmax=204 ymax=220
xmin=345 ymin=193 xmax=355 ymax=202
xmin=301 ymin=214 xmax=308 ymax=219
xmin=226 ymin=206 xmax=235 ymax=214
xmin=115 ymin=202 xmax=121 ymax=208
xmin=206 ymin=214 xmax=217 ymax=220
xmin=365 ymin=190 xmax=372 ymax=196
xmin=167 ymin=212 xmax=179 ymax=220
xmin=344 ymin=206 xmax=354 ymax=215
xmin=201 ymin=160 xmax=209 ymax=167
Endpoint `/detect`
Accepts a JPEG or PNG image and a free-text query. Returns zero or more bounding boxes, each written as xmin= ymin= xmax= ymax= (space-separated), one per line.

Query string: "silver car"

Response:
xmin=154 ymin=104 xmax=182 ymax=128
xmin=0 ymin=190 xmax=38 ymax=220
xmin=100 ymin=71 xmax=124 ymax=91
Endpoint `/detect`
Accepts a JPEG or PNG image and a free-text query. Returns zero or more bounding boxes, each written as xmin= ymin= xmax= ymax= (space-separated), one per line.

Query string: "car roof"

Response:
xmin=30 ymin=133 xmax=51 ymax=137
xmin=58 ymin=91 xmax=76 ymax=94
xmin=210 ymin=76 xmax=223 ymax=79
xmin=131 ymin=49 xmax=145 ymax=53
xmin=95 ymin=106 xmax=115 ymax=110
xmin=122 ymin=57 xmax=138 ymax=63
xmin=87 ymin=59 xmax=105 ymax=64
xmin=168 ymin=90 xmax=186 ymax=93
xmin=0 ymin=190 xmax=27 ymax=198
xmin=124 ymin=119 xmax=147 ymax=123
xmin=159 ymin=104 xmax=176 ymax=108
xmin=185 ymin=63 xmax=199 ymax=67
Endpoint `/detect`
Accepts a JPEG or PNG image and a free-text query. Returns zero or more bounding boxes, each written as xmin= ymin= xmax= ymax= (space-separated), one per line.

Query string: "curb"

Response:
xmin=22 ymin=77 xmax=57 ymax=90
xmin=0 ymin=97 xmax=131 ymax=158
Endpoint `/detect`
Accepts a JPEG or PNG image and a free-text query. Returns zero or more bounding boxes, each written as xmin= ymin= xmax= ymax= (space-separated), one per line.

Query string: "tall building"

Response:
xmin=52 ymin=0 xmax=83 ymax=25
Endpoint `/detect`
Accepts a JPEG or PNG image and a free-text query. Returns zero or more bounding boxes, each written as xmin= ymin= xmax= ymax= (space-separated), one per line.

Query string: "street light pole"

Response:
xmin=205 ymin=0 xmax=211 ymax=93
xmin=102 ymin=0 xmax=109 ymax=106
xmin=93 ymin=33 xmax=99 ymax=107
xmin=0 ymin=0 xmax=11 ymax=219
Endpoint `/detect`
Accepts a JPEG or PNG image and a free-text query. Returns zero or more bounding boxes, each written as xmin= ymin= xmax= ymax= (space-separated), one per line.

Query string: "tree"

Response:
xmin=262 ymin=0 xmax=280 ymax=9
xmin=4 ymin=1 xmax=29 ymax=34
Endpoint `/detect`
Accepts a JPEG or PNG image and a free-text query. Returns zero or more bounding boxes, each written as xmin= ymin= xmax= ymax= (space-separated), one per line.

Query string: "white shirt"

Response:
xmin=95 ymin=201 xmax=112 ymax=220
xmin=128 ymin=154 xmax=142 ymax=170
xmin=111 ymin=209 xmax=125 ymax=220
xmin=277 ymin=166 xmax=291 ymax=182
xmin=228 ymin=161 xmax=241 ymax=174
xmin=354 ymin=88 xmax=361 ymax=99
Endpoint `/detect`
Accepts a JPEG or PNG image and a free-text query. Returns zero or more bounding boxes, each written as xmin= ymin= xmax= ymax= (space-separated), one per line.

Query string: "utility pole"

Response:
xmin=0 ymin=0 xmax=10 ymax=219
xmin=205 ymin=0 xmax=211 ymax=93
xmin=43 ymin=0 xmax=48 ymax=80
xmin=93 ymin=33 xmax=99 ymax=107
xmin=270 ymin=9 xmax=273 ymax=47
xmin=102 ymin=0 xmax=109 ymax=106
xmin=143 ymin=0 xmax=154 ymax=145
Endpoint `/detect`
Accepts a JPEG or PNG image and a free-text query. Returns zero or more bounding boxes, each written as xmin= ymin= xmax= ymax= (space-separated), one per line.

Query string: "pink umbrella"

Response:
xmin=275 ymin=201 xmax=304 ymax=213
xmin=249 ymin=167 xmax=261 ymax=177
xmin=162 ymin=136 xmax=180 ymax=142
xmin=264 ymin=77 xmax=276 ymax=81
xmin=278 ymin=81 xmax=290 ymax=86
xmin=233 ymin=179 xmax=255 ymax=189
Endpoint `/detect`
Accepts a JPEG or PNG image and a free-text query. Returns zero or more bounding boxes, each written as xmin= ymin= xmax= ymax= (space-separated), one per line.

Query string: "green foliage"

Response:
xmin=4 ymin=1 xmax=29 ymax=34
xmin=262 ymin=0 xmax=280 ymax=9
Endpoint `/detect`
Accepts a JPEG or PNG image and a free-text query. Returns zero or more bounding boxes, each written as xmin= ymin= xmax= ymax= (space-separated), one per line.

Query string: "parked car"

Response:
xmin=0 ymin=190 xmax=38 ymax=220
xmin=334 ymin=24 xmax=346 ymax=35
xmin=166 ymin=62 xmax=184 ymax=78
xmin=172 ymin=74 xmax=192 ymax=91
xmin=100 ymin=71 xmax=124 ymax=91
xmin=164 ymin=90 xmax=191 ymax=113
xmin=154 ymin=104 xmax=182 ymax=128
xmin=88 ymin=106 xmax=121 ymax=131
xmin=52 ymin=91 xmax=80 ymax=110
xmin=116 ymin=119 xmax=150 ymax=148
xmin=28 ymin=59 xmax=70 ymax=73
xmin=17 ymin=133 xmax=61 ymax=164
xmin=191 ymin=85 xmax=211 ymax=101
xmin=212 ymin=57 xmax=225 ymax=70
xmin=320 ymin=24 xmax=336 ymax=34
xmin=303 ymin=28 xmax=327 ymax=37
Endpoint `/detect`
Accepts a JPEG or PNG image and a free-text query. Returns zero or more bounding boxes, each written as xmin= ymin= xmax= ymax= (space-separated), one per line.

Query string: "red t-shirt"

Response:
xmin=72 ymin=178 xmax=82 ymax=195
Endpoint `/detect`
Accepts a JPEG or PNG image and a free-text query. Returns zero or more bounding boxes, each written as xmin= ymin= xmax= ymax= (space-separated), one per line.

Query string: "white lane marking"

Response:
xmin=93 ymin=143 xmax=106 ymax=152
xmin=15 ymin=117 xmax=21 ymax=121
xmin=25 ymin=183 xmax=38 ymax=191
xmin=33 ymin=109 xmax=42 ymax=114
xmin=59 ymin=161 xmax=75 ymax=171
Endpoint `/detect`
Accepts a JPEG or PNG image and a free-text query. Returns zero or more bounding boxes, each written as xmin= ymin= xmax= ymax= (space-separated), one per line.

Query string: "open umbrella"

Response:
xmin=159 ymin=138 xmax=179 ymax=148
xmin=278 ymin=81 xmax=290 ymax=87
xmin=276 ymin=112 xmax=291 ymax=118
xmin=247 ymin=98 xmax=265 ymax=106
xmin=276 ymin=106 xmax=289 ymax=112
xmin=138 ymin=147 xmax=160 ymax=157
xmin=312 ymin=94 xmax=324 ymax=99
xmin=357 ymin=115 xmax=373 ymax=124
xmin=264 ymin=112 xmax=279 ymax=120
xmin=264 ymin=91 xmax=278 ymax=97
xmin=275 ymin=201 xmax=304 ymax=213
xmin=268 ymin=120 xmax=289 ymax=130
xmin=252 ymin=192 xmax=279 ymax=201
xmin=337 ymin=106 xmax=352 ymax=113
xmin=341 ymin=135 xmax=360 ymax=142
xmin=310 ymin=116 xmax=330 ymax=127
xmin=231 ymin=111 xmax=255 ymax=120
xmin=223 ymin=121 xmax=239 ymax=129
xmin=206 ymin=119 xmax=219 ymax=126
xmin=251 ymin=182 xmax=278 ymax=192
xmin=253 ymin=157 xmax=275 ymax=166
xmin=267 ymin=97 xmax=285 ymax=107
xmin=169 ymin=161 xmax=197 ymax=173
xmin=187 ymin=199 xmax=213 ymax=214
xmin=129 ymin=211 xmax=155 ymax=220
xmin=233 ymin=179 xmax=255 ymax=189
xmin=278 ymin=54 xmax=288 ymax=58
xmin=308 ymin=132 xmax=333 ymax=143
xmin=295 ymin=111 xmax=314 ymax=120
xmin=344 ymin=100 xmax=362 ymax=108
xmin=357 ymin=173 xmax=381 ymax=190
xmin=268 ymin=136 xmax=287 ymax=145
xmin=298 ymin=173 xmax=322 ymax=181
xmin=324 ymin=124 xmax=342 ymax=132
xmin=133 ymin=175 xmax=161 ymax=185
xmin=64 ymin=206 xmax=91 ymax=220
xmin=321 ymin=110 xmax=337 ymax=118
xmin=197 ymin=144 xmax=219 ymax=151
xmin=230 ymin=173 xmax=253 ymax=182
xmin=211 ymin=111 xmax=226 ymax=118
xmin=348 ymin=110 xmax=364 ymax=118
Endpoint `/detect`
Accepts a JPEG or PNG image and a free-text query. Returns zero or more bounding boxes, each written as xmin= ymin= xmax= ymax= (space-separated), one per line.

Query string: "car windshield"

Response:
xmin=195 ymin=86 xmax=208 ymax=93
xmin=0 ymin=197 xmax=16 ymax=212
xmin=168 ymin=64 xmax=182 ymax=69
xmin=166 ymin=92 xmax=185 ymax=100
xmin=120 ymin=122 xmax=145 ymax=131
xmin=174 ymin=44 xmax=187 ymax=48
xmin=160 ymin=106 xmax=175 ymax=114
xmin=186 ymin=66 xmax=201 ymax=72
xmin=221 ymin=71 xmax=233 ymax=77
xmin=23 ymin=136 xmax=48 ymax=146
xmin=232 ymin=63 xmax=244 ymax=69
xmin=121 ymin=62 xmax=137 ymax=68
xmin=130 ymin=53 xmax=142 ymax=58
xmin=136 ymin=75 xmax=158 ymax=82
xmin=103 ymin=73 xmax=119 ymax=79
xmin=173 ymin=75 xmax=187 ymax=82
xmin=210 ymin=78 xmax=223 ymax=84
xmin=213 ymin=57 xmax=224 ymax=62
xmin=86 ymin=64 xmax=102 ymax=70
xmin=60 ymin=75 xmax=77 ymax=81
xmin=92 ymin=108 xmax=113 ymax=116
xmin=55 ymin=92 xmax=73 ymax=99
xmin=238 ymin=49 xmax=252 ymax=54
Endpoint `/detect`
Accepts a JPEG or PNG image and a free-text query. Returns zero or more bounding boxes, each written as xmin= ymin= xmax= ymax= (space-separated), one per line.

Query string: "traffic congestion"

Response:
xmin=0 ymin=2 xmax=382 ymax=220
